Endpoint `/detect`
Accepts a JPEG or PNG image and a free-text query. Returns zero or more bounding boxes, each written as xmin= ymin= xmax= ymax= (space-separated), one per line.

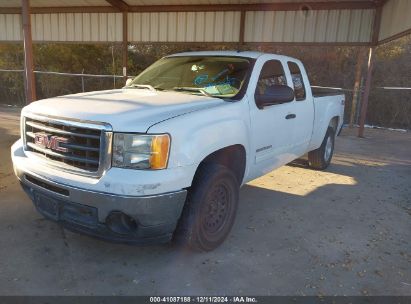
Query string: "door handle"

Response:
xmin=285 ymin=114 xmax=296 ymax=120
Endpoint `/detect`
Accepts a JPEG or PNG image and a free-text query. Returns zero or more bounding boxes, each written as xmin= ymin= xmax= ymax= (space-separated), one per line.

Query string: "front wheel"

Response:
xmin=308 ymin=127 xmax=335 ymax=170
xmin=174 ymin=163 xmax=239 ymax=252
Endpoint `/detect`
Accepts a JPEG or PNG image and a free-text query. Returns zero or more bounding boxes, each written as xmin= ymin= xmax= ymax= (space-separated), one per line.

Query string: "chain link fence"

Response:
xmin=0 ymin=69 xmax=130 ymax=107
xmin=368 ymin=87 xmax=411 ymax=129
xmin=0 ymin=69 xmax=410 ymax=130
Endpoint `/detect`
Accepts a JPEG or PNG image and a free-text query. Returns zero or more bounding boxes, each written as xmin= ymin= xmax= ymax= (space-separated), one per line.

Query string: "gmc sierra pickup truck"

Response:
xmin=12 ymin=51 xmax=344 ymax=251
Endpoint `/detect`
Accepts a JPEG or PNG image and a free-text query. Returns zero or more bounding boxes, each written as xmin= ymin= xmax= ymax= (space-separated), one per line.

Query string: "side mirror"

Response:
xmin=125 ymin=78 xmax=133 ymax=87
xmin=255 ymin=85 xmax=295 ymax=109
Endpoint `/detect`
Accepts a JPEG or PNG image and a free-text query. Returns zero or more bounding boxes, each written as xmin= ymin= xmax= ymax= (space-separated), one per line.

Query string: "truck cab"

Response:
xmin=12 ymin=51 xmax=344 ymax=251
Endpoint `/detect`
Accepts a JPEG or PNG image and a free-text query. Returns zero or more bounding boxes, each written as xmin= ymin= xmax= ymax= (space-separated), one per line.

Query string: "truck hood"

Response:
xmin=23 ymin=89 xmax=225 ymax=132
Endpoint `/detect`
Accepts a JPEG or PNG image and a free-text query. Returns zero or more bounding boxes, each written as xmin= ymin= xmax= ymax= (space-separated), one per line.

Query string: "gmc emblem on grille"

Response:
xmin=34 ymin=133 xmax=69 ymax=153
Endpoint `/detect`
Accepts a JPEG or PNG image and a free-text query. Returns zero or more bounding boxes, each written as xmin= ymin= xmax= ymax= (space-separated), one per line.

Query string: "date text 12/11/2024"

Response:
xmin=149 ymin=296 xmax=258 ymax=303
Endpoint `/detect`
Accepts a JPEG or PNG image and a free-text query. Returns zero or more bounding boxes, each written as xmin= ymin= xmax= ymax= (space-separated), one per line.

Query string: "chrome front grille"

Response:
xmin=23 ymin=113 xmax=112 ymax=177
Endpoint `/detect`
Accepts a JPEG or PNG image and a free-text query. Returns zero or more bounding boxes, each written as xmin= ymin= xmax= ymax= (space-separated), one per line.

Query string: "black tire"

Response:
xmin=308 ymin=127 xmax=335 ymax=170
xmin=174 ymin=163 xmax=240 ymax=252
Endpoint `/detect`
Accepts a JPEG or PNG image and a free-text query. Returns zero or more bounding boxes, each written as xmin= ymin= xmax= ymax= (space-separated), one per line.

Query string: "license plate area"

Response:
xmin=34 ymin=192 xmax=59 ymax=220
xmin=34 ymin=192 xmax=98 ymax=228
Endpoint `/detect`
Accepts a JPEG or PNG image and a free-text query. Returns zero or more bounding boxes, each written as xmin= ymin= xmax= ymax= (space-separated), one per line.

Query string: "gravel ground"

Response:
xmin=0 ymin=106 xmax=410 ymax=296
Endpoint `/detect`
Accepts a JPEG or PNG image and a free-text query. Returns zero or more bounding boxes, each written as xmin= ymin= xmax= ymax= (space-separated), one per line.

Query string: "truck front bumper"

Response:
xmin=17 ymin=173 xmax=187 ymax=244
xmin=12 ymin=140 xmax=188 ymax=245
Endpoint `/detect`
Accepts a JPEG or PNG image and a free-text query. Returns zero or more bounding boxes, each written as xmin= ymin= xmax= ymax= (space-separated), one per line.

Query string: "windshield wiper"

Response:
xmin=172 ymin=87 xmax=213 ymax=97
xmin=126 ymin=84 xmax=156 ymax=92
xmin=153 ymin=87 xmax=166 ymax=91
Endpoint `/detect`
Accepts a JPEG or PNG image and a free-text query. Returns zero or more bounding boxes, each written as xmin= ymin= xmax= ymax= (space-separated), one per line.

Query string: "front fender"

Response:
xmin=182 ymin=118 xmax=249 ymax=166
xmin=148 ymin=101 xmax=250 ymax=182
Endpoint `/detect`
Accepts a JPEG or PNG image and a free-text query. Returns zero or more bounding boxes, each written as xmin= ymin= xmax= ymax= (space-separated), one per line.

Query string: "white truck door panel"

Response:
xmin=251 ymin=102 xmax=296 ymax=163
xmin=285 ymin=61 xmax=314 ymax=156
xmin=247 ymin=58 xmax=297 ymax=180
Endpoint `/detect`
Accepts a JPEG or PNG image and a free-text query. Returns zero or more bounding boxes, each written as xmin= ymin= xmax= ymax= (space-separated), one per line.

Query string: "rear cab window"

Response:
xmin=287 ymin=61 xmax=306 ymax=101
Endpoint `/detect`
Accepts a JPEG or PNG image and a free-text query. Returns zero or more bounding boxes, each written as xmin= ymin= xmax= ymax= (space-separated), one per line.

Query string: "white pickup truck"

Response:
xmin=12 ymin=51 xmax=344 ymax=251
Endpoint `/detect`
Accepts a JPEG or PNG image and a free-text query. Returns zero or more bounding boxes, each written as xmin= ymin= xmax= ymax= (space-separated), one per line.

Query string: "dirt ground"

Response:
xmin=0 ymin=106 xmax=410 ymax=296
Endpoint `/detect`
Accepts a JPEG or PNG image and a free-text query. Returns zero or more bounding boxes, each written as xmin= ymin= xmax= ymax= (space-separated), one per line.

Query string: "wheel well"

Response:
xmin=197 ymin=145 xmax=246 ymax=184
xmin=329 ymin=116 xmax=339 ymax=132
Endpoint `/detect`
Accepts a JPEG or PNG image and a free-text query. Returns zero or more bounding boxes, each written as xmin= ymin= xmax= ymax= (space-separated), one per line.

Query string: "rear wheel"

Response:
xmin=308 ymin=127 xmax=335 ymax=170
xmin=174 ymin=163 xmax=239 ymax=251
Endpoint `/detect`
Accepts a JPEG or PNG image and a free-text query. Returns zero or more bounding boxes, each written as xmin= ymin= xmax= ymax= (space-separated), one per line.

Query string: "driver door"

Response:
xmin=248 ymin=58 xmax=297 ymax=180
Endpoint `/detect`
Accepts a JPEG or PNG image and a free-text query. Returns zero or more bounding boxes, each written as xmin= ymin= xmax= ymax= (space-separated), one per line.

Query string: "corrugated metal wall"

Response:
xmin=0 ymin=13 xmax=122 ymax=42
xmin=379 ymin=0 xmax=411 ymax=41
xmin=244 ymin=9 xmax=374 ymax=43
xmin=0 ymin=14 xmax=21 ymax=41
xmin=0 ymin=9 xmax=376 ymax=43
xmin=31 ymin=13 xmax=122 ymax=42
xmin=127 ymin=11 xmax=241 ymax=42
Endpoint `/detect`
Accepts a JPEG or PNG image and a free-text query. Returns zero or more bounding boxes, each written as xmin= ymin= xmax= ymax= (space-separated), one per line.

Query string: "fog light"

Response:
xmin=106 ymin=211 xmax=138 ymax=235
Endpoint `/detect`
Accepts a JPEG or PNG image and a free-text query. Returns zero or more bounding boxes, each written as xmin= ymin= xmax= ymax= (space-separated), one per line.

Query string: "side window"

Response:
xmin=255 ymin=60 xmax=287 ymax=96
xmin=287 ymin=62 xmax=306 ymax=101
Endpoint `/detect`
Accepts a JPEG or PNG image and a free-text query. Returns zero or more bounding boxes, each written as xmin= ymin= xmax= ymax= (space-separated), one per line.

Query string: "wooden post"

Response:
xmin=358 ymin=47 xmax=375 ymax=138
xmin=356 ymin=77 xmax=365 ymax=124
xmin=239 ymin=10 xmax=246 ymax=45
xmin=350 ymin=48 xmax=366 ymax=127
xmin=22 ymin=0 xmax=36 ymax=103
xmin=122 ymin=11 xmax=128 ymax=80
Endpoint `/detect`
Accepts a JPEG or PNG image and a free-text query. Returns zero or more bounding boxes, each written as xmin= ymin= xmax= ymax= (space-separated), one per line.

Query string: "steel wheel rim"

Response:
xmin=202 ymin=183 xmax=231 ymax=236
xmin=324 ymin=136 xmax=333 ymax=161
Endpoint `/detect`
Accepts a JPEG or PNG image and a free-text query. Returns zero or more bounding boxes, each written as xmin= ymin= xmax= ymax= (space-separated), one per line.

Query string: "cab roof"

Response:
xmin=167 ymin=50 xmax=297 ymax=62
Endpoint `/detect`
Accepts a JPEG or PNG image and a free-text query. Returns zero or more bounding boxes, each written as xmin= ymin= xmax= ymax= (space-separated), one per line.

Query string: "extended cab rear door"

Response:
xmin=285 ymin=60 xmax=314 ymax=156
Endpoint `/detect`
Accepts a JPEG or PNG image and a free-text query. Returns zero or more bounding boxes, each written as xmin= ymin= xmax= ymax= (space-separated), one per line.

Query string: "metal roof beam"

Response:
xmin=105 ymin=0 xmax=129 ymax=12
xmin=128 ymin=2 xmax=377 ymax=12
xmin=0 ymin=1 xmax=377 ymax=14
xmin=0 ymin=6 xmax=118 ymax=14
xmin=371 ymin=4 xmax=383 ymax=45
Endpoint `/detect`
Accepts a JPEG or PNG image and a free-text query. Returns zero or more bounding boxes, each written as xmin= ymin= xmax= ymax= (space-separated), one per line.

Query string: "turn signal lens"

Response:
xmin=150 ymin=134 xmax=170 ymax=169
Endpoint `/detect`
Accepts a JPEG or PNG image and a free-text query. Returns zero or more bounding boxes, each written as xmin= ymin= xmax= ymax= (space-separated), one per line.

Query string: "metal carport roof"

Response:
xmin=2 ymin=0 xmax=410 ymax=45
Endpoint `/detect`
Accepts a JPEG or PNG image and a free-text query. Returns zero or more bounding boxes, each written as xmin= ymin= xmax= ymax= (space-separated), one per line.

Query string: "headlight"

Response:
xmin=112 ymin=133 xmax=170 ymax=170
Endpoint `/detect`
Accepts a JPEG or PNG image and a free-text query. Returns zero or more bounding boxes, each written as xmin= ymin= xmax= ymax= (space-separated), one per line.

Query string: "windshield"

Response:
xmin=129 ymin=56 xmax=252 ymax=98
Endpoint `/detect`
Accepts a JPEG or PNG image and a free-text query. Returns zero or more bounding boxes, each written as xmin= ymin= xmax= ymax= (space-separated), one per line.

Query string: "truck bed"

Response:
xmin=311 ymin=87 xmax=346 ymax=98
xmin=308 ymin=91 xmax=345 ymax=151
